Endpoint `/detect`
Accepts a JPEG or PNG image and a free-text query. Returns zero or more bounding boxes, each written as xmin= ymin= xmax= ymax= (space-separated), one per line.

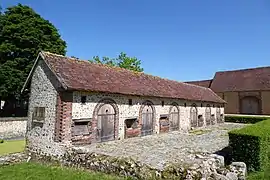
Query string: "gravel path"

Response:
xmin=79 ymin=123 xmax=246 ymax=169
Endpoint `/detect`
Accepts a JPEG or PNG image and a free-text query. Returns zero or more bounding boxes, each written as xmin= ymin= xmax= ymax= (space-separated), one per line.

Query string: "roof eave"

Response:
xmin=21 ymin=53 xmax=42 ymax=93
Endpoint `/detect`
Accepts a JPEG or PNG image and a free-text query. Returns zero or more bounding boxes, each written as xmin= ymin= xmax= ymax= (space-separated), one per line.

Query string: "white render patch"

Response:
xmin=72 ymin=91 xmax=224 ymax=140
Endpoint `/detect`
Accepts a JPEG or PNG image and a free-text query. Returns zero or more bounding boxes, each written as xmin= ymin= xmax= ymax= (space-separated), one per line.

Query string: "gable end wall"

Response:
xmin=27 ymin=58 xmax=66 ymax=156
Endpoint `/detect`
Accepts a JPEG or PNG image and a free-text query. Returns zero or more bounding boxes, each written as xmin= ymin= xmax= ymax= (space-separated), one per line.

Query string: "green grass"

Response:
xmin=229 ymin=120 xmax=270 ymax=137
xmin=248 ymin=170 xmax=270 ymax=180
xmin=0 ymin=162 xmax=128 ymax=180
xmin=225 ymin=115 xmax=269 ymax=124
xmin=189 ymin=129 xmax=212 ymax=135
xmin=0 ymin=140 xmax=26 ymax=155
xmin=248 ymin=172 xmax=265 ymax=180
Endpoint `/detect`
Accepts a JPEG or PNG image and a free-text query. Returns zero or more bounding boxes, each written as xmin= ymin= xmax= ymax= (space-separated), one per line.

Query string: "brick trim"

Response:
xmin=54 ymin=92 xmax=73 ymax=143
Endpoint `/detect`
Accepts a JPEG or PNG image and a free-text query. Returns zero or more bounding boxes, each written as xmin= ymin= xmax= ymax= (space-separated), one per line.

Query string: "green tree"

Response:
xmin=90 ymin=52 xmax=143 ymax=72
xmin=0 ymin=4 xmax=66 ymax=116
xmin=91 ymin=56 xmax=117 ymax=67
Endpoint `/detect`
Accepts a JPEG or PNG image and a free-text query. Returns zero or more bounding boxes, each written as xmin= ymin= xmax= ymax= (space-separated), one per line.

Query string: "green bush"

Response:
xmin=229 ymin=120 xmax=270 ymax=171
xmin=225 ymin=115 xmax=269 ymax=124
xmin=0 ymin=139 xmax=4 ymax=143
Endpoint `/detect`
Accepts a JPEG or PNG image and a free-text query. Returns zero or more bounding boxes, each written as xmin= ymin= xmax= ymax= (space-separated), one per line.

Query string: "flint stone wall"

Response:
xmin=0 ymin=117 xmax=27 ymax=139
xmin=72 ymin=91 xmax=225 ymax=140
xmin=26 ymin=59 xmax=66 ymax=157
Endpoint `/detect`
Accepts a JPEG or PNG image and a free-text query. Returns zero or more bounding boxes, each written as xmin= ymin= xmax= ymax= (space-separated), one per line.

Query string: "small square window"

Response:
xmin=162 ymin=101 xmax=164 ymax=107
xmin=81 ymin=96 xmax=86 ymax=104
xmin=128 ymin=99 xmax=132 ymax=106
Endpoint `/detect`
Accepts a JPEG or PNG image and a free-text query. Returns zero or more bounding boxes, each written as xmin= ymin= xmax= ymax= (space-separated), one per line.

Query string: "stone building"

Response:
xmin=22 ymin=51 xmax=225 ymax=156
xmin=186 ymin=66 xmax=270 ymax=115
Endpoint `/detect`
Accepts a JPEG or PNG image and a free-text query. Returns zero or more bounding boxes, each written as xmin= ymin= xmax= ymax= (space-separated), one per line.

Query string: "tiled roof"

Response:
xmin=211 ymin=67 xmax=270 ymax=92
xmin=39 ymin=52 xmax=225 ymax=103
xmin=185 ymin=80 xmax=212 ymax=88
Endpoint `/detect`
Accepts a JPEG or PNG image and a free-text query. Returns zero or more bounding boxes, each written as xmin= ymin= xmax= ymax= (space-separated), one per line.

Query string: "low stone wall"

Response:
xmin=0 ymin=148 xmax=247 ymax=180
xmin=0 ymin=117 xmax=27 ymax=139
xmin=62 ymin=148 xmax=246 ymax=180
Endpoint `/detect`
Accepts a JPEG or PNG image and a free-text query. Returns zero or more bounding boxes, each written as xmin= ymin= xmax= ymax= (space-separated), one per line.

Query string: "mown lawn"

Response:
xmin=248 ymin=171 xmax=270 ymax=180
xmin=0 ymin=162 xmax=128 ymax=180
xmin=0 ymin=140 xmax=25 ymax=155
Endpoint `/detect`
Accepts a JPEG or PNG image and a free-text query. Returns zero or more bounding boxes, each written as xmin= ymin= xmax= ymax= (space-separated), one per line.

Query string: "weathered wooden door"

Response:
xmin=205 ymin=105 xmax=211 ymax=126
xmin=190 ymin=106 xmax=198 ymax=127
xmin=141 ymin=105 xmax=153 ymax=136
xmin=216 ymin=106 xmax=221 ymax=123
xmin=241 ymin=97 xmax=260 ymax=115
xmin=170 ymin=106 xmax=179 ymax=131
xmin=97 ymin=104 xmax=115 ymax=142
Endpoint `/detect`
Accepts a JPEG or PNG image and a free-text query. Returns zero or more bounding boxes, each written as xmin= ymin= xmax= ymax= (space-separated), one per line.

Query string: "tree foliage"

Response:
xmin=89 ymin=52 xmax=144 ymax=72
xmin=0 ymin=4 xmax=66 ymax=99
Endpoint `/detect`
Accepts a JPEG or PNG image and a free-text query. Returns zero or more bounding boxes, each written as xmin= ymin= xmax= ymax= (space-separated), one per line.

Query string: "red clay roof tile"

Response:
xmin=40 ymin=52 xmax=225 ymax=103
xmin=185 ymin=80 xmax=212 ymax=88
xmin=210 ymin=67 xmax=270 ymax=92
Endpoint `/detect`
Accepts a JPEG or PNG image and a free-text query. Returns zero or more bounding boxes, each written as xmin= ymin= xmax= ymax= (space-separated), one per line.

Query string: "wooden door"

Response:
xmin=170 ymin=106 xmax=179 ymax=131
xmin=216 ymin=106 xmax=221 ymax=123
xmin=190 ymin=106 xmax=198 ymax=127
xmin=97 ymin=104 xmax=115 ymax=142
xmin=241 ymin=97 xmax=260 ymax=115
xmin=141 ymin=105 xmax=153 ymax=136
xmin=205 ymin=105 xmax=211 ymax=126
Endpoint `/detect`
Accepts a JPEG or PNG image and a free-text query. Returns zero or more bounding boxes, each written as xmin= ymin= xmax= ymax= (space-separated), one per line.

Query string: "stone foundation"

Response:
xmin=28 ymin=148 xmax=246 ymax=180
xmin=0 ymin=146 xmax=246 ymax=180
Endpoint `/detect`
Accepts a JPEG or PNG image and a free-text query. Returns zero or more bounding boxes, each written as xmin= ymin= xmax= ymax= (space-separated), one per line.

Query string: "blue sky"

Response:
xmin=1 ymin=0 xmax=270 ymax=81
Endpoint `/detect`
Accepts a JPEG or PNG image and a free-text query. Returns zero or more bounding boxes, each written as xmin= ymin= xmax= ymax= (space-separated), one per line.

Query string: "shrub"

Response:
xmin=228 ymin=120 xmax=270 ymax=171
xmin=0 ymin=139 xmax=4 ymax=143
xmin=225 ymin=115 xmax=269 ymax=124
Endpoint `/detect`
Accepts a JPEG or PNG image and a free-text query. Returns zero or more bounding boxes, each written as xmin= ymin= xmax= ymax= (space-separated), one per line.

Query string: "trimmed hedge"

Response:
xmin=228 ymin=120 xmax=270 ymax=171
xmin=225 ymin=115 xmax=269 ymax=124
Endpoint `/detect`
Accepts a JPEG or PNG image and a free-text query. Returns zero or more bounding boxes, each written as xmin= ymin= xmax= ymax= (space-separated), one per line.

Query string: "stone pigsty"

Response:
xmin=21 ymin=51 xmax=225 ymax=157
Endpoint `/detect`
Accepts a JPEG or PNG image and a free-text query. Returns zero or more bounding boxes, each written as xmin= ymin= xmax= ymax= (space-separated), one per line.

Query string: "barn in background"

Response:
xmin=186 ymin=66 xmax=270 ymax=115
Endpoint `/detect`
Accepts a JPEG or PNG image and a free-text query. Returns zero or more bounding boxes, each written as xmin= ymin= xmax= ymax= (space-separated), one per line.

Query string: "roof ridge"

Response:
xmin=185 ymin=79 xmax=212 ymax=83
xmin=184 ymin=82 xmax=212 ymax=90
xmin=42 ymin=51 xmax=210 ymax=91
xmin=217 ymin=66 xmax=270 ymax=73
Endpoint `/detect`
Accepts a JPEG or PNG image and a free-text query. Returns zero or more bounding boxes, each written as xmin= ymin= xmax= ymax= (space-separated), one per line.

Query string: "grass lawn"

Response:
xmin=248 ymin=171 xmax=270 ymax=180
xmin=0 ymin=140 xmax=26 ymax=155
xmin=0 ymin=162 xmax=128 ymax=180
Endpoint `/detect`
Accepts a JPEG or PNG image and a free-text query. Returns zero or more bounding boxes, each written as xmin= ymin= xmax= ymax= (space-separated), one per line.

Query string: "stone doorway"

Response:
xmin=190 ymin=104 xmax=198 ymax=128
xmin=205 ymin=105 xmax=211 ymax=126
xmin=141 ymin=104 xmax=154 ymax=136
xmin=169 ymin=105 xmax=179 ymax=131
xmin=97 ymin=104 xmax=116 ymax=142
